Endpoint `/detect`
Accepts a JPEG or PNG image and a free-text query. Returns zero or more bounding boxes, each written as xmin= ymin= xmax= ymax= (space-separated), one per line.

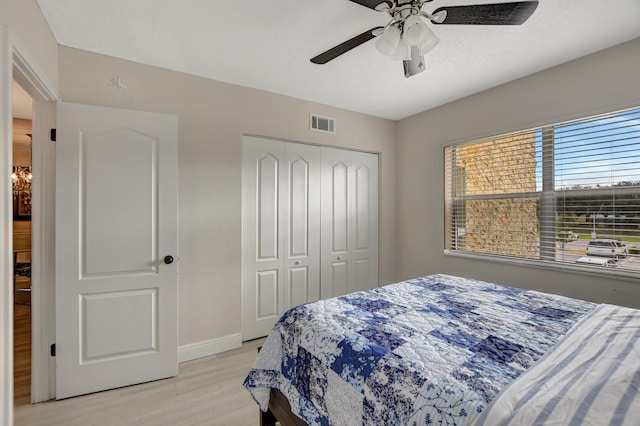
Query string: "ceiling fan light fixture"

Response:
xmin=375 ymin=24 xmax=401 ymax=56
xmin=418 ymin=25 xmax=439 ymax=54
xmin=376 ymin=13 xmax=439 ymax=61
xmin=402 ymin=14 xmax=426 ymax=45
xmin=374 ymin=1 xmax=392 ymax=12
xmin=391 ymin=37 xmax=411 ymax=61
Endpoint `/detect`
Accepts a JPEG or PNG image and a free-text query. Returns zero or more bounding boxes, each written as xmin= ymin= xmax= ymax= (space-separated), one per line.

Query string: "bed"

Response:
xmin=244 ymin=274 xmax=640 ymax=425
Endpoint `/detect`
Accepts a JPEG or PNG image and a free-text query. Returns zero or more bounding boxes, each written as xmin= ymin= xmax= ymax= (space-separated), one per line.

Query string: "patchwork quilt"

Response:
xmin=244 ymin=274 xmax=596 ymax=425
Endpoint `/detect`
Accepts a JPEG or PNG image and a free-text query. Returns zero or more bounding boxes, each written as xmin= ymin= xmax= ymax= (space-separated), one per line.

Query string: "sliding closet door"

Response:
xmin=242 ymin=136 xmax=320 ymax=340
xmin=320 ymin=148 xmax=379 ymax=299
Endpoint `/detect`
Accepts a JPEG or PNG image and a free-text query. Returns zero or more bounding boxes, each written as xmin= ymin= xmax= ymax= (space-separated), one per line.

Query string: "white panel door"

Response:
xmin=55 ymin=102 xmax=178 ymax=399
xmin=321 ymin=148 xmax=379 ymax=299
xmin=242 ymin=136 xmax=320 ymax=340
xmin=285 ymin=144 xmax=321 ymax=309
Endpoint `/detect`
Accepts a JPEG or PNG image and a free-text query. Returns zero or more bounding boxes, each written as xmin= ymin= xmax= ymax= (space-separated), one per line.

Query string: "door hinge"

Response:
xmin=50 ymin=343 xmax=56 ymax=357
xmin=50 ymin=128 xmax=56 ymax=142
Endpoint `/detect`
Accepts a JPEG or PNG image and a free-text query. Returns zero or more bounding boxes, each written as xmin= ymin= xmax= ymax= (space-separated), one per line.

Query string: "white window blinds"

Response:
xmin=445 ymin=107 xmax=640 ymax=275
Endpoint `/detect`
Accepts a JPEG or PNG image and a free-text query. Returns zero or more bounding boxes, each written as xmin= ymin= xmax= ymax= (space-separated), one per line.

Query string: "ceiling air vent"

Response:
xmin=310 ymin=114 xmax=336 ymax=134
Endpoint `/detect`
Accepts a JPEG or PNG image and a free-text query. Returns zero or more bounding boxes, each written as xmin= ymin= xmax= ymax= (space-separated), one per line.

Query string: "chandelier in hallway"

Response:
xmin=12 ymin=165 xmax=32 ymax=197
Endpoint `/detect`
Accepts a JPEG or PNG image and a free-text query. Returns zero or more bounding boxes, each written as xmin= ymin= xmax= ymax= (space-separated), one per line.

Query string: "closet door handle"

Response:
xmin=295 ymin=260 xmax=301 ymax=265
xmin=164 ymin=255 xmax=174 ymax=265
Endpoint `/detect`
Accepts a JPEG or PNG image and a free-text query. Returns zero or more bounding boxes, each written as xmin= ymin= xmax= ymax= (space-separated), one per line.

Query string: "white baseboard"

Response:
xmin=178 ymin=333 xmax=243 ymax=363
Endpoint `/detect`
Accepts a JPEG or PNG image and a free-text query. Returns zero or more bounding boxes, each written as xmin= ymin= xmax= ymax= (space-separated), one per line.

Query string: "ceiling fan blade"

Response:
xmin=432 ymin=1 xmax=539 ymax=25
xmin=311 ymin=27 xmax=383 ymax=64
xmin=348 ymin=0 xmax=392 ymax=11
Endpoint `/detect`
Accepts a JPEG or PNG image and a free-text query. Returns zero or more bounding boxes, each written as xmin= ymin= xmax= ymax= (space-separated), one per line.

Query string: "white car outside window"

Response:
xmin=586 ymin=239 xmax=627 ymax=259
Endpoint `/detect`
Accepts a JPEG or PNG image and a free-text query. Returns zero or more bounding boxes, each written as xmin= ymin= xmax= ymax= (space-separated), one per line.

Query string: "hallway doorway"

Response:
xmin=12 ymin=80 xmax=33 ymax=407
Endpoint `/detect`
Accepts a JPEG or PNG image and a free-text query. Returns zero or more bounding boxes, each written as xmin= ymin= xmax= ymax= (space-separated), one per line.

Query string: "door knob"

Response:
xmin=295 ymin=260 xmax=301 ymax=265
xmin=163 ymin=255 xmax=174 ymax=265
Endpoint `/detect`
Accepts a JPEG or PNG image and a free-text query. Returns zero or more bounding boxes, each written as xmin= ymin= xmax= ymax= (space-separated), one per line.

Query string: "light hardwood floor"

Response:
xmin=13 ymin=306 xmax=266 ymax=426
xmin=13 ymin=301 xmax=31 ymax=406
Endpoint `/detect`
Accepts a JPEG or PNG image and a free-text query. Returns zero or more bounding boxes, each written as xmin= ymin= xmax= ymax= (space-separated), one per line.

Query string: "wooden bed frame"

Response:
xmin=259 ymin=388 xmax=307 ymax=426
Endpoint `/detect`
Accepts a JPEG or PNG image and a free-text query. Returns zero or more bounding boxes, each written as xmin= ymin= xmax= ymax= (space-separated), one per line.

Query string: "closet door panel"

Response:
xmin=243 ymin=137 xmax=321 ymax=340
xmin=283 ymin=143 xmax=320 ymax=308
xmin=355 ymin=165 xmax=371 ymax=250
xmin=257 ymin=270 xmax=279 ymax=318
xmin=257 ymin=154 xmax=279 ymax=260
xmin=355 ymin=259 xmax=371 ymax=293
xmin=321 ymin=148 xmax=378 ymax=299
xmin=331 ymin=163 xmax=349 ymax=253
xmin=289 ymin=158 xmax=309 ymax=257
xmin=331 ymin=261 xmax=348 ymax=297
xmin=242 ymin=137 xmax=286 ymax=340
xmin=351 ymin=152 xmax=379 ymax=292
xmin=288 ymin=266 xmax=309 ymax=308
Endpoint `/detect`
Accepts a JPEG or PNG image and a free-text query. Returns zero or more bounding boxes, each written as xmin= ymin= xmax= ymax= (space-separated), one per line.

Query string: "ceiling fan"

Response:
xmin=310 ymin=1 xmax=539 ymax=78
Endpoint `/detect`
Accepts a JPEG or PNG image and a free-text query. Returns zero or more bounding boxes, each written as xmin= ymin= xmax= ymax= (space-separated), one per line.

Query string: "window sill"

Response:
xmin=443 ymin=250 xmax=640 ymax=283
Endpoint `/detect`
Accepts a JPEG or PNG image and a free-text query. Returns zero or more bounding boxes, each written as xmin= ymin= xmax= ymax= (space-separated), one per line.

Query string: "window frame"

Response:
xmin=444 ymin=107 xmax=640 ymax=280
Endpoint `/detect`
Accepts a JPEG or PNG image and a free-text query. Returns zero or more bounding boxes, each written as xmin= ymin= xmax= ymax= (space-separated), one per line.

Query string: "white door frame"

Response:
xmin=1 ymin=26 xmax=60 ymax=423
xmin=1 ymin=24 xmax=13 ymax=426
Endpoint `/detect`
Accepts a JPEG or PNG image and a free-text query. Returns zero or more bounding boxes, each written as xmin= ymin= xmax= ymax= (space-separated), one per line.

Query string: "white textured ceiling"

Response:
xmin=36 ymin=0 xmax=640 ymax=121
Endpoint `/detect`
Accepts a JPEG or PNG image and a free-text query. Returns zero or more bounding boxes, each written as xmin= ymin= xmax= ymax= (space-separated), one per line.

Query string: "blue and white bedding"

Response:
xmin=244 ymin=274 xmax=619 ymax=425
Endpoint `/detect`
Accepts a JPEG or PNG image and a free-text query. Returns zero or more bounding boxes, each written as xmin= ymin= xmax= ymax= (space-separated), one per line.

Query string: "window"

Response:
xmin=445 ymin=107 xmax=640 ymax=275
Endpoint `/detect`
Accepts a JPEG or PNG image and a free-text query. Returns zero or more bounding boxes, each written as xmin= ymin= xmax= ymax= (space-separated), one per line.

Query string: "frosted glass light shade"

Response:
xmin=402 ymin=15 xmax=426 ymax=45
xmin=391 ymin=38 xmax=411 ymax=61
xmin=419 ymin=24 xmax=439 ymax=54
xmin=375 ymin=25 xmax=401 ymax=56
